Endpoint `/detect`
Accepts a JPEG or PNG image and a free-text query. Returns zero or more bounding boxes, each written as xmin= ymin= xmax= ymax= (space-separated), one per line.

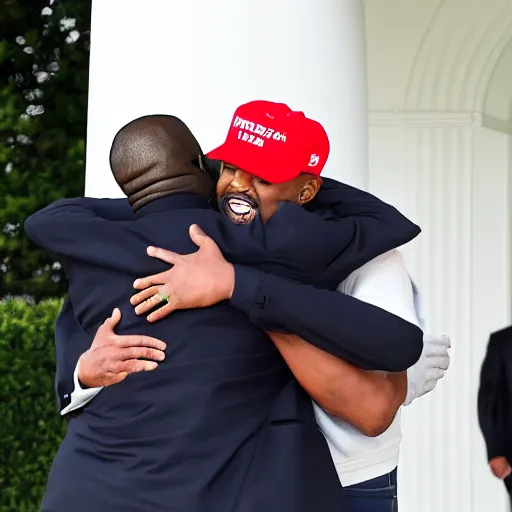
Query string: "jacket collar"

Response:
xmin=133 ymin=193 xmax=210 ymax=220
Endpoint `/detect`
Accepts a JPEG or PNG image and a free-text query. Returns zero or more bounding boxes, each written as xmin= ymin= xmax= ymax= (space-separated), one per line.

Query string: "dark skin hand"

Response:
xmin=130 ymin=224 xmax=236 ymax=322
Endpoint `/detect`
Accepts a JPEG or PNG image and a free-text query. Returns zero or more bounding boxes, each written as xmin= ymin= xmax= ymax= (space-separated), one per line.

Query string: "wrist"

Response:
xmin=77 ymin=354 xmax=94 ymax=389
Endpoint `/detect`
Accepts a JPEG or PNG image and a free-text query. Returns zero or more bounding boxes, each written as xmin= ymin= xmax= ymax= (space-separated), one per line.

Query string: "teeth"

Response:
xmin=228 ymin=200 xmax=251 ymax=215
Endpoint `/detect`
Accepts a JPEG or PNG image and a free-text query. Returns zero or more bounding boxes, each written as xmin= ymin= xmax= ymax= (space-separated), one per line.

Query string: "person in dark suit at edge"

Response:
xmin=478 ymin=326 xmax=512 ymax=504
xmin=25 ymin=105 xmax=424 ymax=512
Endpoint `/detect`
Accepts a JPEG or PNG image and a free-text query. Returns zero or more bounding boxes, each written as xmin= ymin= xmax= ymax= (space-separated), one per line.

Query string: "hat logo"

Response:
xmin=232 ymin=115 xmax=287 ymax=148
xmin=308 ymin=154 xmax=320 ymax=167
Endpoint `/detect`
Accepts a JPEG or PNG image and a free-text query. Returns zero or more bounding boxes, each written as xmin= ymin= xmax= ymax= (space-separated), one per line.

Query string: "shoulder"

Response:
xmin=337 ymin=250 xmax=419 ymax=325
xmin=491 ymin=325 xmax=512 ymax=338
xmin=489 ymin=326 xmax=512 ymax=349
xmin=337 ymin=249 xmax=408 ymax=295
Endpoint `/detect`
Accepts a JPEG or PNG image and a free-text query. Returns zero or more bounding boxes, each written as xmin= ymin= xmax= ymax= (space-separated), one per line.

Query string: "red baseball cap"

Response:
xmin=207 ymin=100 xmax=330 ymax=184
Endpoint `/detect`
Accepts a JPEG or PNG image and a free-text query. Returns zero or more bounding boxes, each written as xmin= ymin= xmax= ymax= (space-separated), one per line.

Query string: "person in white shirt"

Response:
xmin=64 ymin=101 xmax=450 ymax=510
xmin=68 ymin=246 xmax=449 ymax=512
xmin=268 ymin=249 xmax=450 ymax=511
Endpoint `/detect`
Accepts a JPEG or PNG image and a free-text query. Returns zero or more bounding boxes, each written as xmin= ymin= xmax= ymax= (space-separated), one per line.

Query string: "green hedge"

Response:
xmin=0 ymin=298 xmax=66 ymax=512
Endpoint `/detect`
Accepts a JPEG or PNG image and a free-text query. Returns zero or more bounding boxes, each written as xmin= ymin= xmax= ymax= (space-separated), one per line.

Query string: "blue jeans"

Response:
xmin=343 ymin=468 xmax=398 ymax=512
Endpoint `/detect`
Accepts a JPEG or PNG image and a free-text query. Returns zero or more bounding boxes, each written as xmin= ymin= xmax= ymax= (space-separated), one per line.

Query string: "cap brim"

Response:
xmin=205 ymin=144 xmax=227 ymax=164
xmin=206 ymin=144 xmax=299 ymax=185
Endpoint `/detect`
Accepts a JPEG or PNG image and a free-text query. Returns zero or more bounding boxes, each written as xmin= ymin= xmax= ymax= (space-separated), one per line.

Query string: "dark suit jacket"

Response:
xmin=47 ymin=179 xmax=424 ymax=411
xmin=478 ymin=327 xmax=512 ymax=464
xmin=25 ymin=180 xmax=423 ymax=512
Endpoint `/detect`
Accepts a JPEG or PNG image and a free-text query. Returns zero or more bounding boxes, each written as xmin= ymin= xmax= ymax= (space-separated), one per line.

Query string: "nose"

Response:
xmin=228 ymin=169 xmax=253 ymax=193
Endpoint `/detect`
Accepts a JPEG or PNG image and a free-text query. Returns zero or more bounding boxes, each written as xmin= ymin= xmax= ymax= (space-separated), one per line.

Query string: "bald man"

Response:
xmin=26 ymin=114 xmax=422 ymax=512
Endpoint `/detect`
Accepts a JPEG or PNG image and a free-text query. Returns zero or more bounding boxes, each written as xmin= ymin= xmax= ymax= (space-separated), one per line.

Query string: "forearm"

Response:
xmin=306 ymin=180 xmax=420 ymax=285
xmin=230 ymin=265 xmax=423 ymax=372
xmin=24 ymin=198 xmax=150 ymax=272
xmin=269 ymin=332 xmax=406 ymax=436
xmin=25 ymin=198 xmax=115 ymax=255
xmin=54 ymin=299 xmax=94 ymax=412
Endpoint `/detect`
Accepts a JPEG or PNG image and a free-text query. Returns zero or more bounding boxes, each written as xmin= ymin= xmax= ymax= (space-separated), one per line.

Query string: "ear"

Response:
xmin=298 ymin=176 xmax=322 ymax=205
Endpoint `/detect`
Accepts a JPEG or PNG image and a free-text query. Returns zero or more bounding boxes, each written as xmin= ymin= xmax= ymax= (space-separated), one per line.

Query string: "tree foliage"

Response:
xmin=0 ymin=0 xmax=91 ymax=300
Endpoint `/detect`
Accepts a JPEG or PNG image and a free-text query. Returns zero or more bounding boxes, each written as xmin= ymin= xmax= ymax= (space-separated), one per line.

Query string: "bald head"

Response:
xmin=110 ymin=115 xmax=213 ymax=210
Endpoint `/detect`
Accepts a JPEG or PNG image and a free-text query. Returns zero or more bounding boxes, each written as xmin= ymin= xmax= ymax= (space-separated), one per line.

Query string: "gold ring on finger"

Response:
xmin=157 ymin=292 xmax=169 ymax=304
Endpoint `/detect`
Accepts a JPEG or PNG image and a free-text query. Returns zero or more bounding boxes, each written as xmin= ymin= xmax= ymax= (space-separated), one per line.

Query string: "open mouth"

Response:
xmin=220 ymin=193 xmax=259 ymax=225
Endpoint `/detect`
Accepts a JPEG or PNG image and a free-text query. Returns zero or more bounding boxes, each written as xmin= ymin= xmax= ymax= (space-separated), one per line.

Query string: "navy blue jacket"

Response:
xmin=478 ymin=327 xmax=512 ymax=466
xmin=46 ymin=179 xmax=423 ymax=411
xmin=25 ymin=180 xmax=422 ymax=512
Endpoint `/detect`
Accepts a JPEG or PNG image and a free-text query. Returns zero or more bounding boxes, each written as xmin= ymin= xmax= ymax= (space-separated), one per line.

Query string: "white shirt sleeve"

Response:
xmin=403 ymin=279 xmax=451 ymax=405
xmin=60 ymin=360 xmax=103 ymax=416
xmin=338 ymin=249 xmax=450 ymax=406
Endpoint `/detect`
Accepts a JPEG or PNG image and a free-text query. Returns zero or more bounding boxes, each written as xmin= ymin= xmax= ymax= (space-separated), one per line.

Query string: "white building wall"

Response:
xmin=365 ymin=0 xmax=512 ymax=509
xmin=85 ymin=0 xmax=370 ymax=197
xmin=368 ymin=116 xmax=511 ymax=511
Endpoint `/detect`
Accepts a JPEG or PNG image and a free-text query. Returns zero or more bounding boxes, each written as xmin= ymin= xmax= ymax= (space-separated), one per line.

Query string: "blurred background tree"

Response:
xmin=0 ymin=298 xmax=67 ymax=511
xmin=0 ymin=0 xmax=91 ymax=301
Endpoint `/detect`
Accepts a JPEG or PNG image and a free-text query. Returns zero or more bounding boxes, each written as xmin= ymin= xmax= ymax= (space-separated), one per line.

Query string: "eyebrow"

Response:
xmin=223 ymin=163 xmax=272 ymax=184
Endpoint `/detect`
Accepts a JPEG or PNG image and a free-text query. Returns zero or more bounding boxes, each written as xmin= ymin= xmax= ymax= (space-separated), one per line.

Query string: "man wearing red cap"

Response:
xmin=207 ymin=100 xmax=330 ymax=227
xmin=127 ymin=101 xmax=450 ymax=512
xmin=67 ymin=101 xmax=450 ymax=511
xmin=31 ymin=112 xmax=422 ymax=512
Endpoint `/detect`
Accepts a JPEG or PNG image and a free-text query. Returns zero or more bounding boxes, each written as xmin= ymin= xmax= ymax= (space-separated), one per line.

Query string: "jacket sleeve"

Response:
xmin=305 ymin=180 xmax=421 ymax=286
xmin=60 ymin=362 xmax=103 ymax=416
xmin=229 ymin=256 xmax=423 ymax=373
xmin=478 ymin=335 xmax=509 ymax=461
xmin=24 ymin=198 xmax=148 ymax=273
xmin=54 ymin=298 xmax=95 ymax=413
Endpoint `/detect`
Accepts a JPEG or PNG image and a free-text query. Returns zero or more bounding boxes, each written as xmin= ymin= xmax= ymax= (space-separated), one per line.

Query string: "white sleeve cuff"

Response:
xmin=60 ymin=361 xmax=103 ymax=416
xmin=404 ymin=333 xmax=451 ymax=406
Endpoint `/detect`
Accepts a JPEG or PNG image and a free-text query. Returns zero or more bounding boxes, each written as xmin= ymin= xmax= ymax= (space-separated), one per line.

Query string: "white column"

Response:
xmin=368 ymin=113 xmax=512 ymax=512
xmin=85 ymin=0 xmax=369 ymax=197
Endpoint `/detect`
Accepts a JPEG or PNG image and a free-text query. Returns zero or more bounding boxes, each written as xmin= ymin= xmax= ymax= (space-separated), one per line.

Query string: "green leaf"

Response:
xmin=1 ymin=0 xmax=90 ymax=301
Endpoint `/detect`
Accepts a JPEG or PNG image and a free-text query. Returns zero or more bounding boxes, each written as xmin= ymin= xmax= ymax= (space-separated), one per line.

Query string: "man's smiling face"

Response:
xmin=216 ymin=163 xmax=321 ymax=225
